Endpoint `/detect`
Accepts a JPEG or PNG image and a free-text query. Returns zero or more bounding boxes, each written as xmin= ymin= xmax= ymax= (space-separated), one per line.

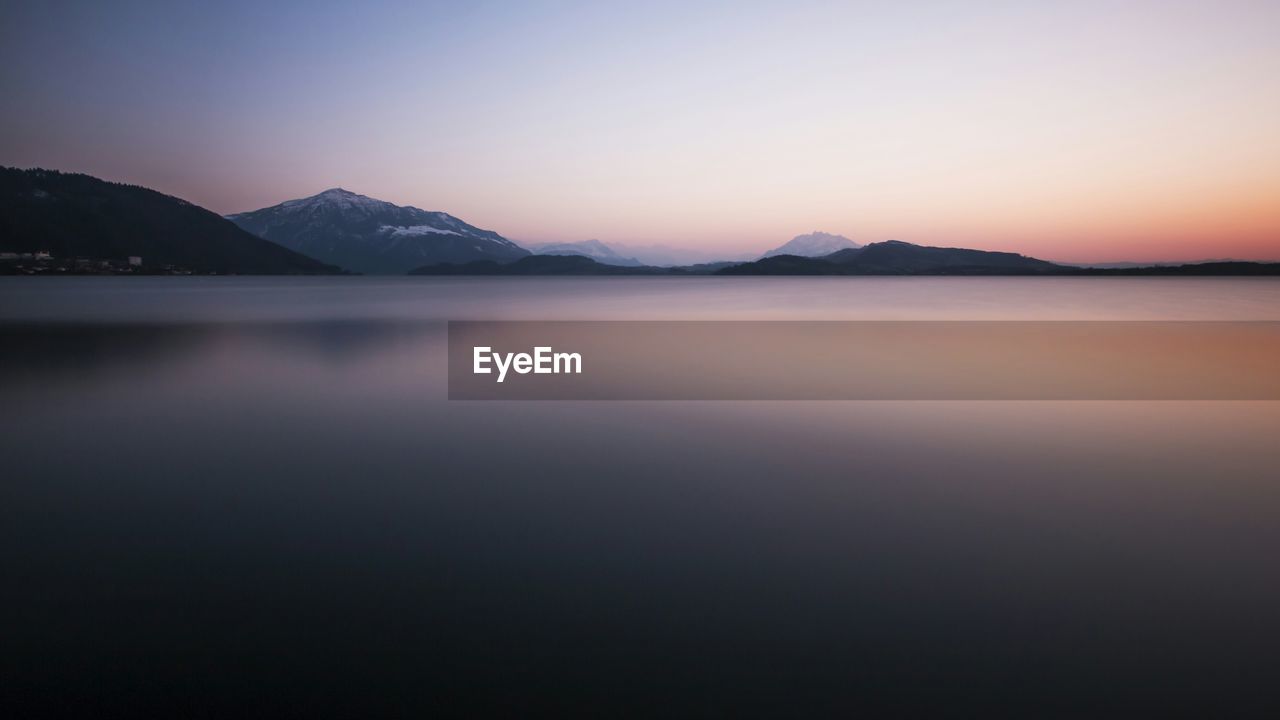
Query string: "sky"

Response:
xmin=2 ymin=0 xmax=1278 ymax=262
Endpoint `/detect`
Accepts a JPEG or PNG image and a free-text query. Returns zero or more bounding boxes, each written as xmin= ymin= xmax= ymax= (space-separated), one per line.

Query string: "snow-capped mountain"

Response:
xmin=226 ymin=188 xmax=528 ymax=274
xmin=761 ymin=231 xmax=860 ymax=259
xmin=528 ymin=239 xmax=644 ymax=267
xmin=609 ymin=243 xmax=756 ymax=267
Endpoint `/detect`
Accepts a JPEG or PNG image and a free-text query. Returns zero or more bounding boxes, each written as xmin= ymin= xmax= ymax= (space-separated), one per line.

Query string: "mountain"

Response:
xmin=830 ymin=240 xmax=1061 ymax=273
xmin=723 ymin=240 xmax=1064 ymax=275
xmin=411 ymin=255 xmax=661 ymax=275
xmin=0 ymin=167 xmax=339 ymax=274
xmin=607 ymin=243 xmax=755 ymax=267
xmin=412 ymin=249 xmax=1280 ymax=277
xmin=408 ymin=254 xmax=738 ymax=275
xmin=528 ymin=239 xmax=644 ymax=266
xmin=411 ymin=240 xmax=1074 ymax=276
xmin=226 ymin=188 xmax=528 ymax=274
xmin=761 ymin=231 xmax=860 ymax=258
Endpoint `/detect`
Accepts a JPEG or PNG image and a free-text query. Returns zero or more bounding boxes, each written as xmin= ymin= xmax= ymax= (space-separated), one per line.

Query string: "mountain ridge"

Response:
xmin=725 ymin=240 xmax=1064 ymax=275
xmin=527 ymin=239 xmax=644 ymax=266
xmin=407 ymin=240 xmax=1280 ymax=276
xmin=0 ymin=167 xmax=340 ymax=274
xmin=227 ymin=188 xmax=528 ymax=274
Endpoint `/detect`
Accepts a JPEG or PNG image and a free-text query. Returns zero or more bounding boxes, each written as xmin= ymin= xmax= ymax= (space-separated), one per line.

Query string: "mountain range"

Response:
xmin=414 ymin=241 xmax=1066 ymax=276
xmin=527 ymin=239 xmax=643 ymax=266
xmin=520 ymin=232 xmax=859 ymax=267
xmin=411 ymin=254 xmax=668 ymax=276
xmin=4 ymin=168 xmax=1277 ymax=276
xmin=413 ymin=241 xmax=1280 ymax=276
xmin=599 ymin=243 xmax=756 ymax=267
xmin=226 ymin=188 xmax=528 ymax=274
xmin=0 ymin=168 xmax=339 ymax=274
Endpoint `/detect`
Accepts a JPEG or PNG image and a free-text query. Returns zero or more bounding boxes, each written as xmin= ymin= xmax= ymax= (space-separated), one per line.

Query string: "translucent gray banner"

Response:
xmin=448 ymin=321 xmax=1280 ymax=400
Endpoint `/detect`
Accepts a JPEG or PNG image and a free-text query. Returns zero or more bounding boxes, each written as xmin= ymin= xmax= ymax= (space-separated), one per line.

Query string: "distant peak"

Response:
xmin=313 ymin=187 xmax=363 ymax=199
xmin=762 ymin=231 xmax=860 ymax=258
xmin=274 ymin=187 xmax=390 ymax=212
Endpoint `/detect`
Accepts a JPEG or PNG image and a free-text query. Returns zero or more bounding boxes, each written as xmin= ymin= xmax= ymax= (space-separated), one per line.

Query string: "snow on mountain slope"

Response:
xmin=227 ymin=188 xmax=528 ymax=274
xmin=380 ymin=224 xmax=462 ymax=237
xmin=761 ymin=231 xmax=860 ymax=258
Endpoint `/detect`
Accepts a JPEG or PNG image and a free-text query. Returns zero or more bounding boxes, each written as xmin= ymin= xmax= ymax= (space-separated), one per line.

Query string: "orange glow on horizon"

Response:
xmin=2 ymin=1 xmax=1277 ymax=262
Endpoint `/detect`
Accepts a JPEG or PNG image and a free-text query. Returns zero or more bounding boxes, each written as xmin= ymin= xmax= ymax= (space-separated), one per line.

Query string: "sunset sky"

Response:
xmin=2 ymin=0 xmax=1278 ymax=262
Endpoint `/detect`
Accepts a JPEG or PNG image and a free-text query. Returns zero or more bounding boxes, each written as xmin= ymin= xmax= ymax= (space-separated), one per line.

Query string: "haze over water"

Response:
xmin=3 ymin=277 xmax=1280 ymax=715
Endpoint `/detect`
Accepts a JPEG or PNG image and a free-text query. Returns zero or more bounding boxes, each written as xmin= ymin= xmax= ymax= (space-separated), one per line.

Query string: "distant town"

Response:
xmin=0 ymin=252 xmax=194 ymax=275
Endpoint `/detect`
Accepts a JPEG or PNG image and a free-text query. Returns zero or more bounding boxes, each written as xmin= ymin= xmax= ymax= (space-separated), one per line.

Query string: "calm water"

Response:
xmin=3 ymin=277 xmax=1280 ymax=716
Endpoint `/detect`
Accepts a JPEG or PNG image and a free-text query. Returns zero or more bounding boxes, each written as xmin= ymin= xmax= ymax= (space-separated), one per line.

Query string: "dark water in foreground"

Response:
xmin=3 ymin=277 xmax=1280 ymax=717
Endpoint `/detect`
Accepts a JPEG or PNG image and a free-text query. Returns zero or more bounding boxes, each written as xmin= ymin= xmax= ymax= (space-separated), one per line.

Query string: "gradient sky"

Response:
xmin=2 ymin=0 xmax=1278 ymax=261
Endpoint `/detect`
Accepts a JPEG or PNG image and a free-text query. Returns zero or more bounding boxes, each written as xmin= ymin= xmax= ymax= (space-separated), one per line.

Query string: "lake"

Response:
xmin=3 ymin=276 xmax=1280 ymax=716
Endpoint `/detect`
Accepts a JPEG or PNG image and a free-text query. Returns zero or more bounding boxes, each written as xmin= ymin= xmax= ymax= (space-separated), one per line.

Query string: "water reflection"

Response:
xmin=2 ymin=278 xmax=1280 ymax=716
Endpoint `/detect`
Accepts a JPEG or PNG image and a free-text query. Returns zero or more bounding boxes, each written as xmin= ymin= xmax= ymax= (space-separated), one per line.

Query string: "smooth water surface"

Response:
xmin=3 ymin=277 xmax=1279 ymax=716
